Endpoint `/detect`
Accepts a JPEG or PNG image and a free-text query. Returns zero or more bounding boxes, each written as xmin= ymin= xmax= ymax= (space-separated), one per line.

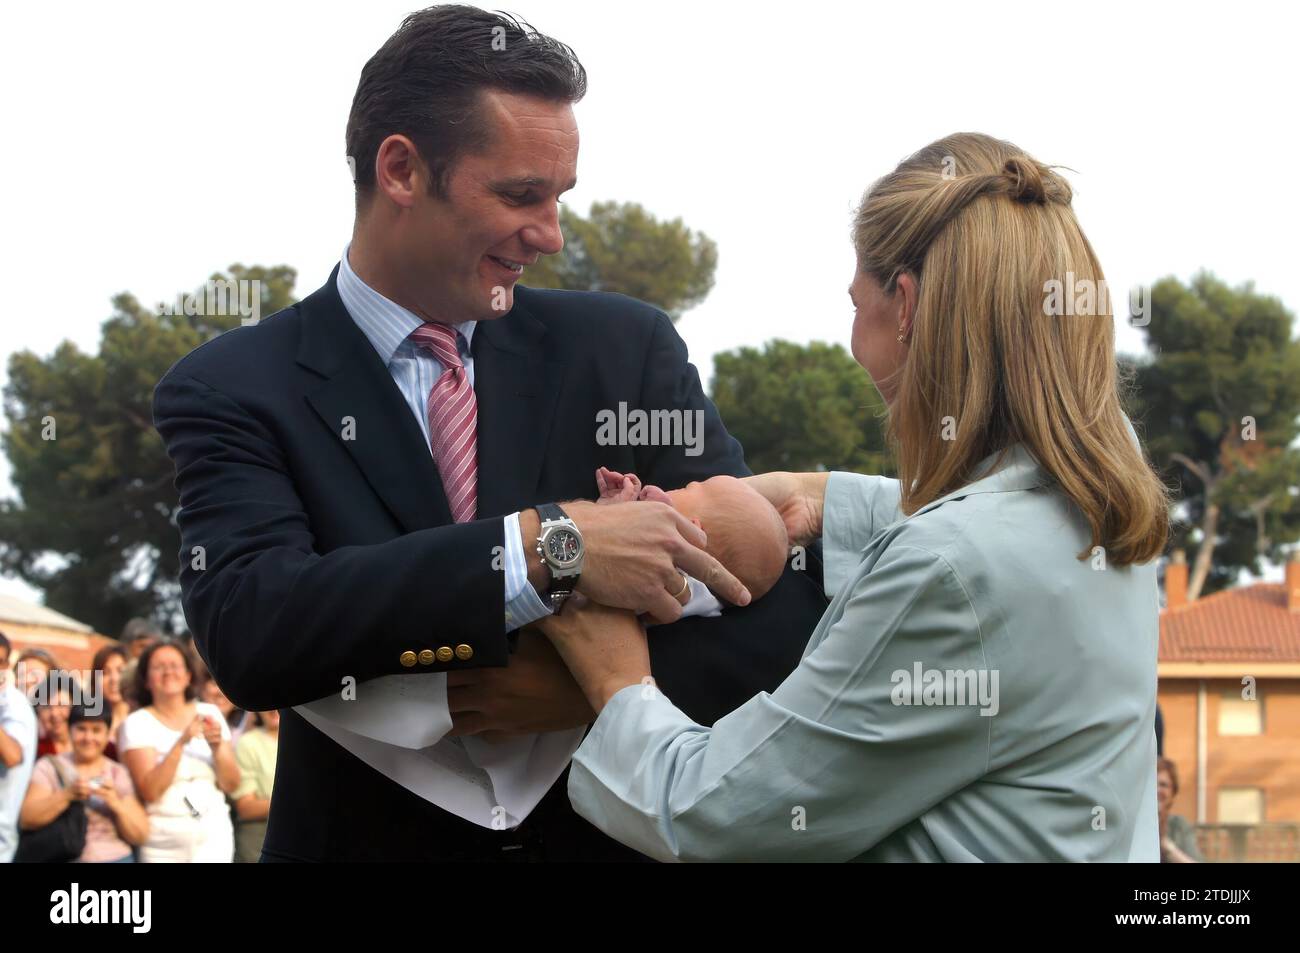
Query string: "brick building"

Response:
xmin=0 ymin=593 xmax=115 ymax=673
xmin=1157 ymin=552 xmax=1300 ymax=827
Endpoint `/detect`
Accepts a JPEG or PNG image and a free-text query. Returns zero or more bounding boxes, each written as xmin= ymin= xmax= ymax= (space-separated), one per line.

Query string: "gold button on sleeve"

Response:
xmin=399 ymin=651 xmax=418 ymax=668
xmin=455 ymin=644 xmax=474 ymax=661
xmin=418 ymin=649 xmax=435 ymax=666
xmin=435 ymin=646 xmax=454 ymax=663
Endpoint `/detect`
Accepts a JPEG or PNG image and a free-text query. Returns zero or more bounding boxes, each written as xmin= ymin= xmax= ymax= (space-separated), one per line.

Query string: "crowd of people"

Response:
xmin=1 ymin=622 xmax=1203 ymax=864
xmin=0 ymin=623 xmax=278 ymax=863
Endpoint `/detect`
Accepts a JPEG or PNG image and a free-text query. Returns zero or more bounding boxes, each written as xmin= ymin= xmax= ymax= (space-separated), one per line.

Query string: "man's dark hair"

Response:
xmin=346 ymin=5 xmax=587 ymax=207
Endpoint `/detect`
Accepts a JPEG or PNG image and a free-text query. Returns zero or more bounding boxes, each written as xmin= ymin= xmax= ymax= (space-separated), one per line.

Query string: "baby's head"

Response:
xmin=664 ymin=476 xmax=789 ymax=601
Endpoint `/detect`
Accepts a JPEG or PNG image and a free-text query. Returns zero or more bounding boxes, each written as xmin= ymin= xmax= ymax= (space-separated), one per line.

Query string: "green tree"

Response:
xmin=1125 ymin=272 xmax=1300 ymax=599
xmin=0 ymin=265 xmax=297 ymax=635
xmin=523 ymin=201 xmax=717 ymax=319
xmin=710 ymin=340 xmax=893 ymax=475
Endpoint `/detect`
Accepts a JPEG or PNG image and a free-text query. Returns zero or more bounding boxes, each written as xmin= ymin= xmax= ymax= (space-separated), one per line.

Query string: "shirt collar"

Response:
xmin=910 ymin=443 xmax=1054 ymax=520
xmin=337 ymin=242 xmax=476 ymax=366
xmin=968 ymin=443 xmax=1050 ymax=490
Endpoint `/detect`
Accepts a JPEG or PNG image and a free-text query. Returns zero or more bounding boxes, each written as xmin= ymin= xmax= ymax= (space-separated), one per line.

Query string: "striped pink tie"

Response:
xmin=409 ymin=322 xmax=477 ymax=523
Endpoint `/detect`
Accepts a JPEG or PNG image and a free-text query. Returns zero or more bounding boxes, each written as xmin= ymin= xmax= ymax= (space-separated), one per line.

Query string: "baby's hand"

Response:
xmin=595 ymin=467 xmax=643 ymax=504
xmin=636 ymin=483 xmax=673 ymax=505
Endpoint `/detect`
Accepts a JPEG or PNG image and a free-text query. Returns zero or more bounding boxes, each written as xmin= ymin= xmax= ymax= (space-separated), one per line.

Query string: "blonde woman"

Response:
xmin=537 ymin=133 xmax=1169 ymax=862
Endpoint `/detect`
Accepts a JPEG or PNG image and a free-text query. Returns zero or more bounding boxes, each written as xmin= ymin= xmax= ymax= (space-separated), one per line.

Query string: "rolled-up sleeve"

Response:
xmin=567 ymin=542 xmax=992 ymax=862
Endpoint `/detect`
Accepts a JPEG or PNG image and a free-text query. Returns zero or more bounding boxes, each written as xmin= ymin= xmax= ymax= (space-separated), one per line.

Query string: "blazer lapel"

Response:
xmin=471 ymin=295 xmax=566 ymax=518
xmin=296 ymin=267 xmax=452 ymax=533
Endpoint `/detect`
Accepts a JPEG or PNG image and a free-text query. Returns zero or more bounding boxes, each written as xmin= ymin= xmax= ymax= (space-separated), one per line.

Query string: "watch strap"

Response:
xmin=536 ymin=502 xmax=567 ymax=523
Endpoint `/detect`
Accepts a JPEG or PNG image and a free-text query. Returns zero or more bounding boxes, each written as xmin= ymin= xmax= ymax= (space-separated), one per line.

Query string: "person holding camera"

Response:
xmin=19 ymin=703 xmax=148 ymax=863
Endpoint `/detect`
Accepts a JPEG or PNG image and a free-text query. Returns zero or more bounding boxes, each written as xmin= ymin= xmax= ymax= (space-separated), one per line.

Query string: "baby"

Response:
xmin=295 ymin=469 xmax=792 ymax=835
xmin=595 ymin=466 xmax=789 ymax=601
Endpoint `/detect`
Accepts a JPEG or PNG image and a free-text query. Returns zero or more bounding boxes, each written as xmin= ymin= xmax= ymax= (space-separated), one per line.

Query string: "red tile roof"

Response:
xmin=1160 ymin=583 xmax=1300 ymax=662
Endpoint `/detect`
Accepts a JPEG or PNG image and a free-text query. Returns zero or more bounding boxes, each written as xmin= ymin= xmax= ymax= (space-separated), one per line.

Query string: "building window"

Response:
xmin=1217 ymin=788 xmax=1263 ymax=824
xmin=1218 ymin=691 xmax=1262 ymax=736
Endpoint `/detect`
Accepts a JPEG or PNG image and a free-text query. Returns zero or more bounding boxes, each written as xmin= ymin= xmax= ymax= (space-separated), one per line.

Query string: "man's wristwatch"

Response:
xmin=534 ymin=503 xmax=585 ymax=613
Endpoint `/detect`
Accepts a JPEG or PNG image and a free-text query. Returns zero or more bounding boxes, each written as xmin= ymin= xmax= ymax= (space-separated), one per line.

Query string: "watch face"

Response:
xmin=545 ymin=529 xmax=581 ymax=566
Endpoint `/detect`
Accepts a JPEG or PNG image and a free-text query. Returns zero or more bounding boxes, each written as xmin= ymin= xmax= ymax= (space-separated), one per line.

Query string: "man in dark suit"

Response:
xmin=153 ymin=5 xmax=828 ymax=861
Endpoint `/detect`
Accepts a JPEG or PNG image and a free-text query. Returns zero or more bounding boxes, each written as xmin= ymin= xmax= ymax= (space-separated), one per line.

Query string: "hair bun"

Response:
xmin=1003 ymin=156 xmax=1048 ymax=204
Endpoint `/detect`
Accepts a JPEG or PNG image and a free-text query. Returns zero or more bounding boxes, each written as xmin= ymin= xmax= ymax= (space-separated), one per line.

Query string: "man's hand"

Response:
xmin=446 ymin=629 xmax=595 ymax=742
xmin=559 ymin=498 xmax=750 ymax=623
xmin=743 ymin=471 xmax=829 ymax=547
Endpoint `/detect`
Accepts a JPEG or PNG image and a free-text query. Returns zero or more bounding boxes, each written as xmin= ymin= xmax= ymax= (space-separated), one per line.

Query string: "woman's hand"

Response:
xmin=96 ymin=777 xmax=122 ymax=813
xmin=200 ymin=715 xmax=224 ymax=749
xmin=743 ymin=471 xmax=830 ymax=547
xmin=179 ymin=715 xmax=203 ymax=745
xmin=534 ymin=601 xmax=652 ymax=714
xmin=67 ymin=777 xmax=92 ymax=803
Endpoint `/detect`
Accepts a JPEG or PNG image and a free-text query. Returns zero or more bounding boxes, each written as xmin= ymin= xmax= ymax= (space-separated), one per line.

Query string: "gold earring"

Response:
xmin=897 ymin=328 xmax=907 ymax=344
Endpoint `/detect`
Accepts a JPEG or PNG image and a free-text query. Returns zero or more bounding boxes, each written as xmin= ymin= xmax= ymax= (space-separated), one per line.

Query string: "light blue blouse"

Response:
xmin=567 ymin=444 xmax=1160 ymax=861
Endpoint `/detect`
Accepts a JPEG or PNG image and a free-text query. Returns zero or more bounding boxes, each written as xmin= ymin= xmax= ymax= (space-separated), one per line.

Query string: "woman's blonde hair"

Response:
xmin=852 ymin=132 xmax=1167 ymax=566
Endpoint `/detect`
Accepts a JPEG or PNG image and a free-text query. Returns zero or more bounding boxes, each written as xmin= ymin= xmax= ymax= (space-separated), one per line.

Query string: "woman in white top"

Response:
xmin=120 ymin=640 xmax=241 ymax=862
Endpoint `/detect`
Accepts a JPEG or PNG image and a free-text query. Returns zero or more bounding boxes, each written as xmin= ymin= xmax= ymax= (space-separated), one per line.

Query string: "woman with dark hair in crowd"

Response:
xmin=32 ymin=671 xmax=78 ymax=759
xmin=120 ymin=640 xmax=240 ymax=862
xmin=90 ymin=643 xmax=131 ymax=759
xmin=20 ymin=703 xmax=149 ymax=862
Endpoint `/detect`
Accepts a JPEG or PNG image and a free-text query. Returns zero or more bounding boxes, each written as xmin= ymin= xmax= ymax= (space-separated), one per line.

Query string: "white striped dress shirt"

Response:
xmin=336 ymin=243 xmax=552 ymax=633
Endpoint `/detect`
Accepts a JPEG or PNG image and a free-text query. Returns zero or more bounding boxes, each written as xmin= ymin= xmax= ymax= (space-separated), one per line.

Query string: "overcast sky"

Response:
xmin=2 ymin=0 xmax=1295 ymax=602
